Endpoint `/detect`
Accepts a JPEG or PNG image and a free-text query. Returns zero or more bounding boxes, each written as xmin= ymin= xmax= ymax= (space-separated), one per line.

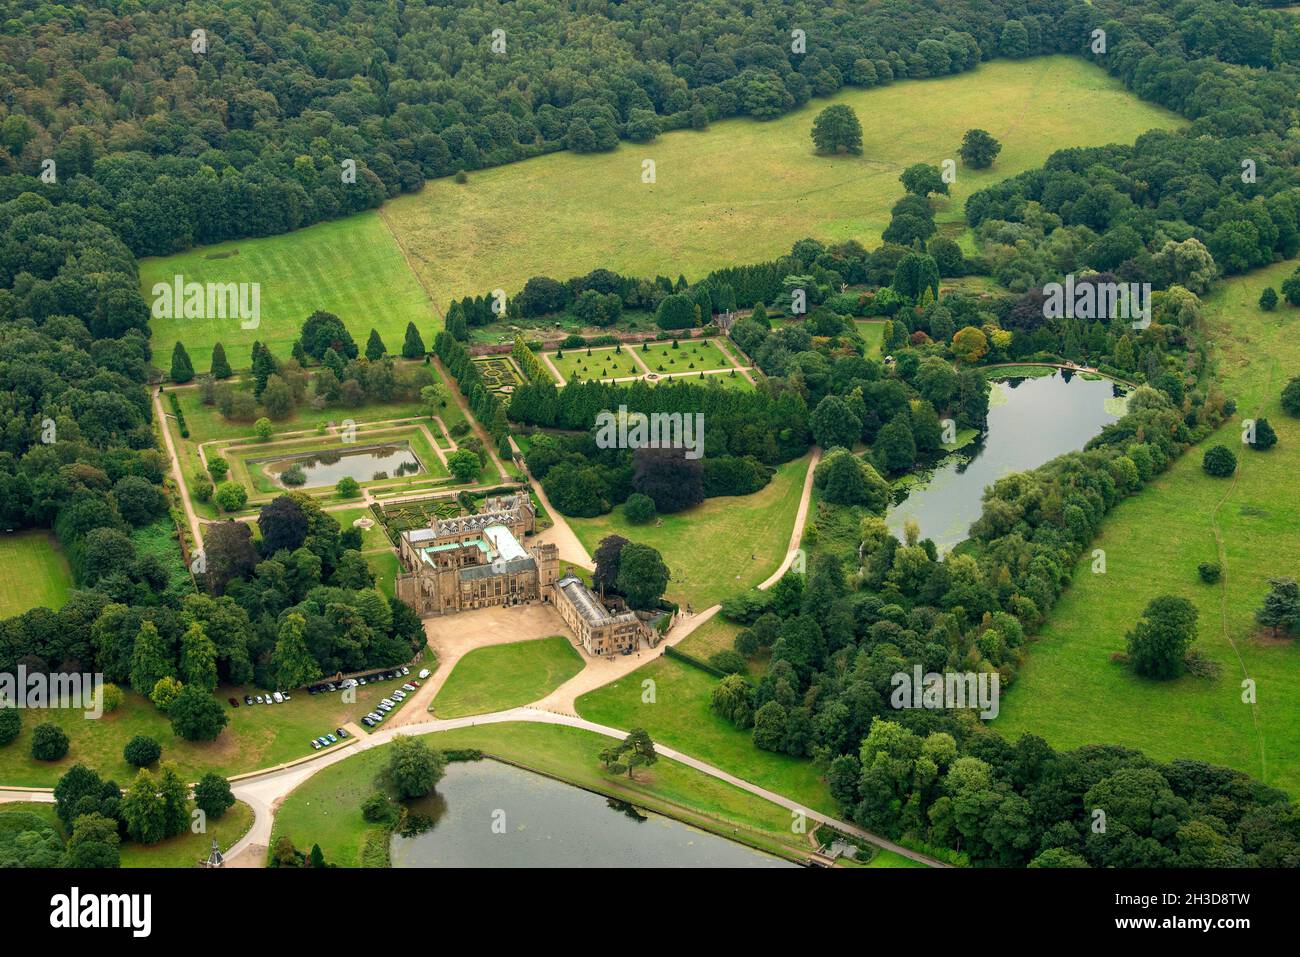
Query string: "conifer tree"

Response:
xmin=402 ymin=321 xmax=426 ymax=358
xmin=209 ymin=342 xmax=232 ymax=379
xmin=170 ymin=341 xmax=194 ymax=383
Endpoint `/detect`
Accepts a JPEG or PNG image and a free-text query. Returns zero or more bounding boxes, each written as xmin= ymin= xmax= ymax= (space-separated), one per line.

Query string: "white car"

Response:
xmin=418 ymin=669 xmax=431 ymax=680
xmin=400 ymin=666 xmax=410 ymax=676
xmin=272 ymin=691 xmax=284 ymax=703
xmin=402 ymin=683 xmax=416 ymax=692
xmin=340 ymin=678 xmax=358 ymax=689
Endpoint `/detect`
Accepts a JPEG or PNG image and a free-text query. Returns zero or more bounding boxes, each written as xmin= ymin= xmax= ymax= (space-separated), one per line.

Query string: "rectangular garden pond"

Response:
xmin=253 ymin=442 xmax=425 ymax=489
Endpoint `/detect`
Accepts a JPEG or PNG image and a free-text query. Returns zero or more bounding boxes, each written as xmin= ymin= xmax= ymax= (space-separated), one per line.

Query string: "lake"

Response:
xmin=887 ymin=370 xmax=1127 ymax=550
xmin=257 ymin=442 xmax=423 ymax=488
xmin=390 ymin=759 xmax=796 ymax=868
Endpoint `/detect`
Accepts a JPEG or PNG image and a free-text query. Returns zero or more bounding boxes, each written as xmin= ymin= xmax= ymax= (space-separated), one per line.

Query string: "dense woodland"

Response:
xmin=1 ymin=0 xmax=1300 ymax=867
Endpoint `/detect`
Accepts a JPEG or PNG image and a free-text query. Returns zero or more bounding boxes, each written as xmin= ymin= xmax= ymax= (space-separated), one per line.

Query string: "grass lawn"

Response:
xmin=0 ymin=530 xmax=73 ymax=618
xmin=637 ymin=340 xmax=733 ymax=376
xmin=272 ymin=722 xmax=819 ymax=866
xmin=119 ymin=801 xmax=255 ymax=868
xmin=431 ymin=636 xmax=584 ymax=717
xmin=576 ymin=655 xmax=834 ymax=815
xmin=382 ymin=57 xmax=1182 ymax=308
xmin=854 ymin=320 xmax=887 ymax=359
xmin=142 ymin=213 xmax=435 ymax=371
xmin=844 ymin=847 xmax=930 ymax=868
xmin=995 ymin=259 xmax=1300 ymax=794
xmin=0 ymin=678 xmax=406 ymax=787
xmin=547 ymin=346 xmax=636 ymax=383
xmin=568 ymin=452 xmax=811 ymax=611
xmin=177 ymin=386 xmax=429 ymax=446
xmin=366 ymin=550 xmax=401 ymax=601
xmin=332 ymin=506 xmax=392 ymax=549
xmin=676 ymin=615 xmax=743 ymax=661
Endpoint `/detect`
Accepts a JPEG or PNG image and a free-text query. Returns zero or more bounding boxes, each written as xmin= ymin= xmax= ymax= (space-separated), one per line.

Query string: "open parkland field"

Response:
xmin=994 ymin=258 xmax=1300 ymax=794
xmin=140 ymin=57 xmax=1183 ymax=370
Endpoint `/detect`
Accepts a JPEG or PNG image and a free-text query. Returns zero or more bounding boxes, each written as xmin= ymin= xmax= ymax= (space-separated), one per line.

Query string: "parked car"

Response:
xmin=244 ymin=695 xmax=254 ymax=705
xmin=325 ymin=733 xmax=337 ymax=743
xmin=311 ymin=740 xmax=322 ymax=750
xmin=326 ymin=683 xmax=337 ymax=692
xmin=402 ymin=683 xmax=416 ymax=692
xmin=400 ymin=666 xmax=410 ymax=676
xmin=362 ymin=717 xmax=374 ymax=727
xmin=254 ymin=695 xmax=264 ymax=704
xmin=272 ymin=691 xmax=284 ymax=703
xmin=418 ymin=669 xmax=431 ymax=679
xmin=336 ymin=728 xmax=349 ymax=738
xmin=228 ymin=697 xmax=239 ymax=707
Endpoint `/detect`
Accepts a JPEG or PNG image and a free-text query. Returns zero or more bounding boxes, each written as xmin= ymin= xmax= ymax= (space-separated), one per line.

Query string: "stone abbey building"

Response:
xmin=394 ymin=492 xmax=654 ymax=656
